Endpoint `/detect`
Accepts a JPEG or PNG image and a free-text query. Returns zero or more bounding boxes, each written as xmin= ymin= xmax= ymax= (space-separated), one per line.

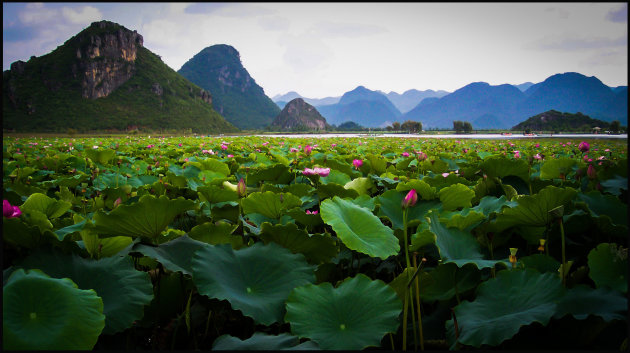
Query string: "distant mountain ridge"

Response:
xmin=178 ymin=44 xmax=280 ymax=130
xmin=383 ymin=89 xmax=450 ymax=113
xmin=2 ymin=20 xmax=237 ymax=133
xmin=402 ymin=72 xmax=627 ymax=129
xmin=315 ymin=86 xmax=402 ymax=127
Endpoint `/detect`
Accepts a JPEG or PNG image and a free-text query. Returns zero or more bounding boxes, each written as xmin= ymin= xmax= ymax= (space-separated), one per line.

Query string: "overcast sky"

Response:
xmin=3 ymin=2 xmax=628 ymax=98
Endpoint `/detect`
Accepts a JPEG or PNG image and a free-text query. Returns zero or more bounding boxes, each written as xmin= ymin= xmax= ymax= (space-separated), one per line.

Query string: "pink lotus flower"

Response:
xmin=533 ymin=153 xmax=542 ymax=160
xmin=306 ymin=210 xmax=318 ymax=215
xmin=402 ymin=152 xmax=410 ymax=157
xmin=442 ymin=172 xmax=450 ymax=178
xmin=290 ymin=147 xmax=299 ymax=153
xmin=313 ymin=167 xmax=330 ymax=177
xmin=513 ymin=151 xmax=520 ymax=159
xmin=202 ymin=149 xmax=214 ymax=155
xmin=417 ymin=151 xmax=428 ymax=161
xmin=352 ymin=159 xmax=363 ymax=169
xmin=578 ymin=141 xmax=590 ymax=153
xmin=304 ymin=145 xmax=313 ymax=155
xmin=227 ymin=154 xmax=234 ymax=158
xmin=535 ymin=143 xmax=540 ymax=148
xmin=302 ymin=168 xmax=317 ymax=176
xmin=113 ymin=197 xmax=122 ymax=209
xmin=401 ymin=189 xmax=418 ymax=208
xmin=221 ymin=144 xmax=228 ymax=150
xmin=3 ymin=200 xmax=21 ymax=218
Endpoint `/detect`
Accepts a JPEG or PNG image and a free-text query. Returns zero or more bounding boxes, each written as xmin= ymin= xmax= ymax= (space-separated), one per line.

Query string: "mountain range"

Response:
xmin=2 ymin=20 xmax=627 ymax=133
xmin=2 ymin=21 xmax=237 ymax=133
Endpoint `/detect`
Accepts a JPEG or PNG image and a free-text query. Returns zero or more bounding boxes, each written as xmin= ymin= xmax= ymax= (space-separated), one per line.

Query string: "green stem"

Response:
xmin=559 ymin=218 xmax=567 ymax=287
xmin=413 ymin=254 xmax=425 ymax=350
xmin=402 ymin=208 xmax=417 ymax=350
xmin=402 ymin=289 xmax=409 ymax=351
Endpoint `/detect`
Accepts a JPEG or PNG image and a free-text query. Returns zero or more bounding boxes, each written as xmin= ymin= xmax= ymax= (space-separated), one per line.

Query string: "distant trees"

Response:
xmin=610 ymin=120 xmax=621 ymax=133
xmin=392 ymin=122 xmax=401 ymax=131
xmin=453 ymin=120 xmax=473 ymax=134
xmin=401 ymin=120 xmax=422 ymax=133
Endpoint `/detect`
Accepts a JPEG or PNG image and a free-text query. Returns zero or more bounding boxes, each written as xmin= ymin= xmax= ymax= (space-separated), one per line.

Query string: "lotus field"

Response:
xmin=2 ymin=135 xmax=628 ymax=350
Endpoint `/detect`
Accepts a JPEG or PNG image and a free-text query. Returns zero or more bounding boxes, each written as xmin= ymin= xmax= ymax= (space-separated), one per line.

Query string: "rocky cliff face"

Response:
xmin=73 ymin=21 xmax=143 ymax=99
xmin=271 ymin=98 xmax=328 ymax=131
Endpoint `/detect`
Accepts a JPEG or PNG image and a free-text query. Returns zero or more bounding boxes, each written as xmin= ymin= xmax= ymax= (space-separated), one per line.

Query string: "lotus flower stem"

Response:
xmin=402 ymin=289 xmax=409 ymax=350
xmin=413 ymin=254 xmax=425 ymax=350
xmin=559 ymin=218 xmax=567 ymax=287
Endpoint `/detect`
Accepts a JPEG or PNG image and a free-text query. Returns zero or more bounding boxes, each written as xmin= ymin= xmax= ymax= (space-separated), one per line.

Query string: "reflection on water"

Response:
xmin=252 ymin=133 xmax=628 ymax=139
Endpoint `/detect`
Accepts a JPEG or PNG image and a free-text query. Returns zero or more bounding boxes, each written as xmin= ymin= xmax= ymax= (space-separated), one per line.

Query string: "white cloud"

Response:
xmin=258 ymin=16 xmax=290 ymax=31
xmin=308 ymin=21 xmax=387 ymax=38
xmin=19 ymin=2 xmax=57 ymax=24
xmin=61 ymin=6 xmax=102 ymax=25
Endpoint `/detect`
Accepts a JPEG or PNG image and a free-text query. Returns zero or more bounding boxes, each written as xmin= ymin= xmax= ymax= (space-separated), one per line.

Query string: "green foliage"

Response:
xmin=512 ymin=110 xmax=611 ymax=132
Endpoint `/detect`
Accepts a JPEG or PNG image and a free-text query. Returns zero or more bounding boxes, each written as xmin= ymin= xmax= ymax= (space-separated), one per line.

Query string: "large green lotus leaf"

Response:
xmin=93 ymin=195 xmax=195 ymax=239
xmin=132 ymin=235 xmax=209 ymax=275
xmin=3 ymin=269 xmax=105 ymax=350
xmin=212 ymin=332 xmax=319 ymax=350
xmin=587 ymin=243 xmax=627 ymax=293
xmin=366 ymin=154 xmax=388 ymax=174
xmin=320 ymin=169 xmax=351 ymax=185
xmin=92 ymin=172 xmax=128 ymax=191
xmin=126 ymin=175 xmax=159 ymax=188
xmin=388 ymin=267 xmax=421 ymax=301
xmin=554 ymin=285 xmax=627 ymax=321
xmin=344 ymin=177 xmax=375 ymax=196
xmin=16 ymin=249 xmax=153 ymax=334
xmin=539 ymin=158 xmax=577 ymax=180
xmin=259 ymin=222 xmax=338 ymax=264
xmin=410 ymin=221 xmax=436 ymax=251
xmin=578 ymin=191 xmax=628 ymax=226
xmin=519 ymin=254 xmax=560 ymax=273
xmin=438 ymin=183 xmax=475 ymax=211
xmin=247 ymin=163 xmax=292 ymax=186
xmin=85 ymin=148 xmax=116 ymax=165
xmin=188 ymin=158 xmax=230 ymax=175
xmin=351 ymin=194 xmax=376 ymax=211
xmin=192 ymin=242 xmax=316 ymax=325
xmin=321 ymin=196 xmax=399 ymax=259
xmin=241 ymin=191 xmax=302 ymax=219
xmin=395 ymin=179 xmax=438 ymax=200
xmin=471 ymin=195 xmax=517 ymax=216
xmin=419 ymin=263 xmax=481 ymax=302
xmin=481 ymin=156 xmax=530 ymax=183
xmin=316 ymin=182 xmax=359 ymax=200
xmin=188 ymin=221 xmax=243 ymax=249
xmin=441 ymin=208 xmax=486 ymax=231
xmin=376 ymin=189 xmax=440 ymax=230
xmin=493 ymin=186 xmax=577 ymax=228
xmin=197 ymin=184 xmax=239 ymax=204
xmin=428 ymin=211 xmax=508 ymax=269
xmin=600 ymin=174 xmax=628 ymax=196
xmin=285 ymin=274 xmax=402 ymax=350
xmin=445 ymin=269 xmax=565 ymax=348
xmin=73 ymin=214 xmax=134 ymax=258
xmin=20 ymin=192 xmax=72 ymax=219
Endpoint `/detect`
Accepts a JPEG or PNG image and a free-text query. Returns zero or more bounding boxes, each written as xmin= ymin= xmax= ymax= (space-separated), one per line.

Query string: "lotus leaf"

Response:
xmin=587 ymin=243 xmax=627 ymax=293
xmin=599 ymin=174 xmax=628 ymax=196
xmin=3 ymin=269 xmax=105 ymax=350
xmin=132 ymin=235 xmax=209 ymax=275
xmin=188 ymin=221 xmax=243 ymax=249
xmin=259 ymin=222 xmax=338 ymax=264
xmin=316 ymin=182 xmax=359 ymax=199
xmin=539 ymin=158 xmax=577 ymax=180
xmin=212 ymin=332 xmax=319 ymax=350
xmin=192 ymin=242 xmax=316 ymax=325
xmin=395 ymin=179 xmax=438 ymax=200
xmin=481 ymin=156 xmax=530 ymax=183
xmin=439 ymin=183 xmax=475 ymax=211
xmin=519 ymin=254 xmax=561 ymax=273
xmin=286 ymin=207 xmax=323 ymax=228
xmin=428 ymin=211 xmax=508 ymax=269
xmin=93 ymin=194 xmax=195 ymax=240
xmin=578 ymin=191 xmax=628 ymax=227
xmin=494 ymin=185 xmax=577 ymax=228
xmin=285 ymin=273 xmax=402 ymax=350
xmin=241 ymin=191 xmax=302 ymax=219
xmin=85 ymin=148 xmax=116 ymax=165
xmin=554 ymin=285 xmax=627 ymax=321
xmin=445 ymin=269 xmax=565 ymax=348
xmin=419 ymin=263 xmax=481 ymax=302
xmin=321 ymin=196 xmax=399 ymax=259
xmin=247 ymin=163 xmax=292 ymax=186
xmin=20 ymin=192 xmax=71 ymax=219
xmin=320 ymin=169 xmax=351 ymax=185
xmin=343 ymin=177 xmax=375 ymax=195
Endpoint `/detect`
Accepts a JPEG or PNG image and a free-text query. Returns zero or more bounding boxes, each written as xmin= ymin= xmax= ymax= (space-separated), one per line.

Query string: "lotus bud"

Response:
xmin=3 ymin=200 xmax=21 ymax=218
xmin=352 ymin=159 xmax=363 ymax=169
xmin=304 ymin=145 xmax=313 ymax=156
xmin=417 ymin=151 xmax=428 ymax=161
xmin=401 ymin=189 xmax=418 ymax=209
xmin=237 ymin=178 xmax=247 ymax=198
xmin=113 ymin=197 xmax=122 ymax=209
